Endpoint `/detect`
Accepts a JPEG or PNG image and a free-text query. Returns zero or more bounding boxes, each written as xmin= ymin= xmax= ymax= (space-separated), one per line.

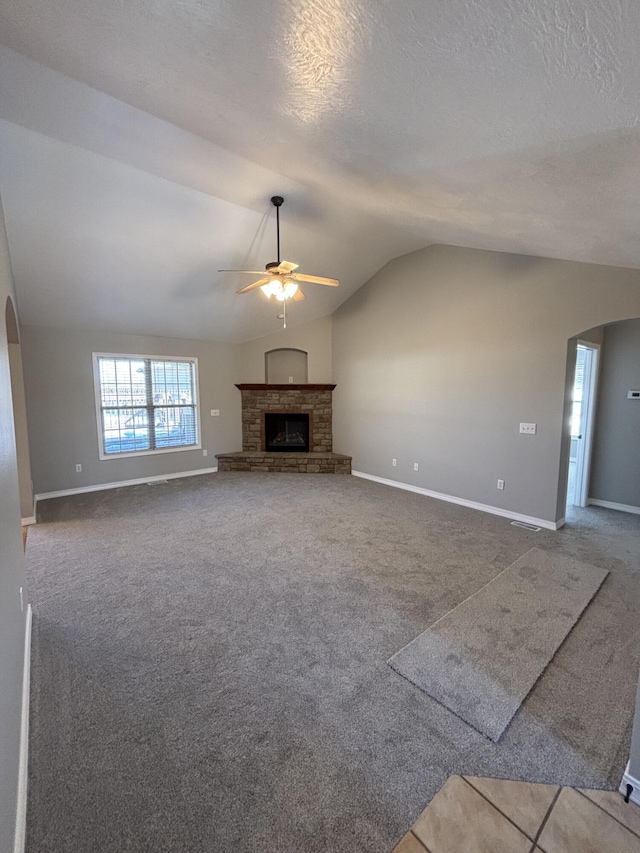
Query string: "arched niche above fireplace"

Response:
xmin=264 ymin=348 xmax=308 ymax=384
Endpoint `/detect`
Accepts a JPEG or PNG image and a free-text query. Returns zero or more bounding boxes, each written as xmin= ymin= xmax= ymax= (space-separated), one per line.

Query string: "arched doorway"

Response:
xmin=5 ymin=297 xmax=34 ymax=526
xmin=561 ymin=318 xmax=640 ymax=523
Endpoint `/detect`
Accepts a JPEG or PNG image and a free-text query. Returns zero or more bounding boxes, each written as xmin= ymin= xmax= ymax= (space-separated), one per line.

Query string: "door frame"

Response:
xmin=573 ymin=340 xmax=600 ymax=508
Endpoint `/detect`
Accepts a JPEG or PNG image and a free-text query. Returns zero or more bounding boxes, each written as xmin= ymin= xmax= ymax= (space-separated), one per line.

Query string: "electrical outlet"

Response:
xmin=519 ymin=422 xmax=537 ymax=435
xmin=211 ymin=409 xmax=220 ymax=417
xmin=392 ymin=458 xmax=397 ymax=467
xmin=497 ymin=479 xmax=505 ymax=490
xmin=413 ymin=462 xmax=419 ymax=472
xmin=203 ymin=449 xmax=208 ymax=457
xmin=289 ymin=376 xmax=294 ymax=383
xmin=75 ymin=463 xmax=82 ymax=473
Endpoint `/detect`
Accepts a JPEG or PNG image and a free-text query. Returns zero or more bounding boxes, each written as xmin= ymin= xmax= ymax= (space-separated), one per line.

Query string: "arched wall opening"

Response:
xmin=558 ymin=317 xmax=640 ymax=521
xmin=5 ymin=297 xmax=34 ymax=523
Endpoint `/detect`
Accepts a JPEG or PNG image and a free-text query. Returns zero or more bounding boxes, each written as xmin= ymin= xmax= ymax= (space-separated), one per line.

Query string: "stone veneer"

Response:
xmin=215 ymin=451 xmax=351 ymax=474
xmin=237 ymin=384 xmax=335 ymax=452
xmin=216 ymin=384 xmax=351 ymax=474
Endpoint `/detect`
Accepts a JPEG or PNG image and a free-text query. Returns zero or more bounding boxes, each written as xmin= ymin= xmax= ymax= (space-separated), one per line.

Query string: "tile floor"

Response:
xmin=393 ymin=774 xmax=640 ymax=853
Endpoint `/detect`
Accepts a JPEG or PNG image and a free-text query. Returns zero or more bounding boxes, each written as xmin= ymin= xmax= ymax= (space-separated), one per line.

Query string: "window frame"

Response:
xmin=93 ymin=352 xmax=202 ymax=461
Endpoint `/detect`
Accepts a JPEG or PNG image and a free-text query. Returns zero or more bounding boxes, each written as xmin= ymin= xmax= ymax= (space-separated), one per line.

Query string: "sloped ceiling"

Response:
xmin=0 ymin=0 xmax=639 ymax=342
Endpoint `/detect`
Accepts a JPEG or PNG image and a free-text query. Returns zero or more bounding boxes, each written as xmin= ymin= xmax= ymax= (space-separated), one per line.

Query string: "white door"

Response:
xmin=571 ymin=342 xmax=599 ymax=508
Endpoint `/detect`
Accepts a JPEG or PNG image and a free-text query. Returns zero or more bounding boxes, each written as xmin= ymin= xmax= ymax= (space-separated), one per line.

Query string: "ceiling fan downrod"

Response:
xmin=272 ymin=198 xmax=286 ymax=330
xmin=271 ymin=196 xmax=284 ymax=267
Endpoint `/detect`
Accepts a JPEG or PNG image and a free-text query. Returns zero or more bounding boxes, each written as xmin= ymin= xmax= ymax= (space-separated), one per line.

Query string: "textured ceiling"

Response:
xmin=0 ymin=0 xmax=639 ymax=341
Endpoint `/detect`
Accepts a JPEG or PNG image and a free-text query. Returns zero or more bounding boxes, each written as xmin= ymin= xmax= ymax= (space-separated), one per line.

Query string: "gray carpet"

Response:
xmin=388 ymin=547 xmax=609 ymax=741
xmin=25 ymin=473 xmax=640 ymax=853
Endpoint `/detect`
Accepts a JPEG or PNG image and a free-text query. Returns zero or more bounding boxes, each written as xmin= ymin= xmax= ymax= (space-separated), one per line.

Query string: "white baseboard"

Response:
xmin=34 ymin=466 xmax=218 ymax=505
xmin=619 ymin=763 xmax=640 ymax=807
xmin=14 ymin=604 xmax=32 ymax=853
xmin=21 ymin=517 xmax=36 ymax=527
xmin=589 ymin=499 xmax=640 ymax=516
xmin=351 ymin=471 xmax=560 ymax=531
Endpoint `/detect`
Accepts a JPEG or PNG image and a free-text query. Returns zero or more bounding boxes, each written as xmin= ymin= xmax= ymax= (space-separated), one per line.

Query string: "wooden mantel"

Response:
xmin=235 ymin=384 xmax=336 ymax=391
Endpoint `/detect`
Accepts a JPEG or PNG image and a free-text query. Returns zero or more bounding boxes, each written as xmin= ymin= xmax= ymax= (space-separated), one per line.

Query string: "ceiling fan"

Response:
xmin=219 ymin=196 xmax=340 ymax=304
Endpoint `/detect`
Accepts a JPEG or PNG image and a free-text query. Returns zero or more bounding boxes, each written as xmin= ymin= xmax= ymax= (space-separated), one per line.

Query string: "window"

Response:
xmin=94 ymin=353 xmax=200 ymax=458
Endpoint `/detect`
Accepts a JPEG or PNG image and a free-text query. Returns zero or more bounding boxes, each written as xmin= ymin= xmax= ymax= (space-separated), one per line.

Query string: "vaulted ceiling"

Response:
xmin=1 ymin=0 xmax=639 ymax=341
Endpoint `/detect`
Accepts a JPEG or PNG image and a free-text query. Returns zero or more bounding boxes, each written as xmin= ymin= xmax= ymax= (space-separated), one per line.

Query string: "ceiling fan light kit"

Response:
xmin=261 ymin=279 xmax=299 ymax=301
xmin=219 ymin=195 xmax=339 ymax=323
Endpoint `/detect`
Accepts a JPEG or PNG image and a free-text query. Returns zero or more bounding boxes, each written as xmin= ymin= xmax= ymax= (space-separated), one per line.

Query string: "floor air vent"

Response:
xmin=510 ymin=521 xmax=541 ymax=532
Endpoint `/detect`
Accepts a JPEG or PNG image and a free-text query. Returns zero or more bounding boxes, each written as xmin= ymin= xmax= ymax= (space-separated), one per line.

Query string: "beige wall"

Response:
xmin=21 ymin=327 xmax=242 ymax=495
xmin=578 ymin=326 xmax=605 ymax=347
xmin=21 ymin=315 xmax=334 ymax=496
xmin=332 ymin=244 xmax=640 ymax=525
xmin=237 ymin=315 xmax=332 ymax=383
xmin=0 ymin=198 xmax=29 ymax=853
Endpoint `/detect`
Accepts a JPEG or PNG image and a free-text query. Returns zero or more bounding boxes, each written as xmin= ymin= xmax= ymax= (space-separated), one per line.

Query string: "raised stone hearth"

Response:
xmin=216 ymin=451 xmax=351 ymax=474
xmin=216 ymin=383 xmax=351 ymax=474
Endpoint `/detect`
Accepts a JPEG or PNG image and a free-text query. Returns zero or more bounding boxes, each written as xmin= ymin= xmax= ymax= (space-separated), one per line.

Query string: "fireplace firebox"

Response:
xmin=264 ymin=412 xmax=310 ymax=452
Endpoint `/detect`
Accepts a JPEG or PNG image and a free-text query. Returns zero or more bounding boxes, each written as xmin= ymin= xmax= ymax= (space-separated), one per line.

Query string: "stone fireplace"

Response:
xmin=239 ymin=384 xmax=334 ymax=452
xmin=216 ymin=384 xmax=351 ymax=473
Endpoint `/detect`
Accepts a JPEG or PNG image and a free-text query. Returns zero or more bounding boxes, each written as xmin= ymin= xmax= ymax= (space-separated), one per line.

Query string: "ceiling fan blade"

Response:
xmin=292 ymin=288 xmax=306 ymax=301
xmin=219 ymin=269 xmax=270 ymax=275
xmin=291 ymin=273 xmax=340 ymax=287
xmin=236 ymin=278 xmax=272 ymax=294
xmin=276 ymin=260 xmax=299 ymax=274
